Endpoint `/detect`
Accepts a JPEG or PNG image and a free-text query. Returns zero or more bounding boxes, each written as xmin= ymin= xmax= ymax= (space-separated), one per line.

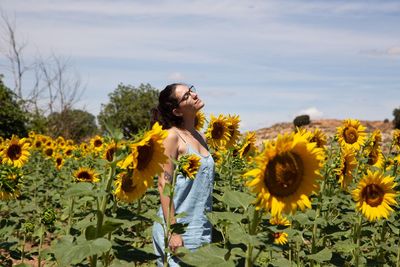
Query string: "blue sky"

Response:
xmin=1 ymin=0 xmax=400 ymax=130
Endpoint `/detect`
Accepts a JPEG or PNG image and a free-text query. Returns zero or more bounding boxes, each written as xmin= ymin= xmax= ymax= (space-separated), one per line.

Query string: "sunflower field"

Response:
xmin=1 ymin=114 xmax=400 ymax=267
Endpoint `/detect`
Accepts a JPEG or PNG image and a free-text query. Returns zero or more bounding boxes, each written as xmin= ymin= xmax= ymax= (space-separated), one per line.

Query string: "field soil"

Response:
xmin=255 ymin=119 xmax=395 ymax=150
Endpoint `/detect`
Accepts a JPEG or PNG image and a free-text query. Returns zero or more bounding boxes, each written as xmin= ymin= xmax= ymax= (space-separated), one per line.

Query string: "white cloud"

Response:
xmin=296 ymin=107 xmax=323 ymax=119
xmin=360 ymin=46 xmax=400 ymax=57
xmin=167 ymin=72 xmax=186 ymax=81
xmin=387 ymin=46 xmax=400 ymax=56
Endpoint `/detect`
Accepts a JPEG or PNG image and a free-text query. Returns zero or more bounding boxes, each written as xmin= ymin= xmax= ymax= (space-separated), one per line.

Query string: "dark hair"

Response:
xmin=150 ymin=83 xmax=184 ymax=129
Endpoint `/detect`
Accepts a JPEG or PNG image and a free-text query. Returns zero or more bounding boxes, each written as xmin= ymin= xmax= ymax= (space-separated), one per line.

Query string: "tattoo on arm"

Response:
xmin=164 ymin=171 xmax=172 ymax=183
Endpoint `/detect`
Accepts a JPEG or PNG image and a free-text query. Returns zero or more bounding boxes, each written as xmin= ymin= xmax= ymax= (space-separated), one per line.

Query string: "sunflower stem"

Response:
xmin=393 ymin=160 xmax=398 ymax=178
xmin=164 ymin=167 xmax=178 ymax=267
xmin=396 ymin=231 xmax=400 ymax=267
xmin=377 ymin=221 xmax=387 ymax=265
xmin=21 ymin=232 xmax=26 ymax=263
xmin=67 ymin=197 xmax=75 ymax=235
xmin=245 ymin=208 xmax=260 ymax=267
xmin=92 ymin=163 xmax=116 ymax=267
xmin=354 ymin=214 xmax=363 ymax=267
xmin=312 ymin=179 xmax=325 ymax=260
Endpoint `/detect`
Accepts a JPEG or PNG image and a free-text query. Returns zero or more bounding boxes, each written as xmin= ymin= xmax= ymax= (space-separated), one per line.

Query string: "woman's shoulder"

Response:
xmin=165 ymin=128 xmax=179 ymax=143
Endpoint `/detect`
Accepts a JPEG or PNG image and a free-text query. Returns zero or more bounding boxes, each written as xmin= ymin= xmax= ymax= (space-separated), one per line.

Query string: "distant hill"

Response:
xmin=255 ymin=119 xmax=395 ymax=149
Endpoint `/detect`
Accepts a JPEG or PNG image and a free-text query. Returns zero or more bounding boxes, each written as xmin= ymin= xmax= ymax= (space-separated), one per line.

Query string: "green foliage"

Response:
xmin=393 ymin=107 xmax=400 ymax=129
xmin=26 ymin=110 xmax=48 ymax=134
xmin=0 ymin=77 xmax=27 ymax=138
xmin=293 ymin=114 xmax=311 ymax=128
xmin=98 ymin=83 xmax=159 ymax=138
xmin=47 ymin=108 xmax=98 ymax=142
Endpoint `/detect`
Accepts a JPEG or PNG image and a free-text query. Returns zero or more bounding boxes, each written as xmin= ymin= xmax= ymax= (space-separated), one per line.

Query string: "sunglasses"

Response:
xmin=177 ymin=85 xmax=196 ymax=105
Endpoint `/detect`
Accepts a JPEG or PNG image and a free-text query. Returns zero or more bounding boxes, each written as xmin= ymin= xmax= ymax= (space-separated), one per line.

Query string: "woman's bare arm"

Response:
xmin=158 ymin=130 xmax=179 ymax=224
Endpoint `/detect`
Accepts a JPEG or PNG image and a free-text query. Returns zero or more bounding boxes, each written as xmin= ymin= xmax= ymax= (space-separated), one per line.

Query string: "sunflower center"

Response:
xmin=362 ymin=184 xmax=384 ymax=207
xmin=121 ymin=174 xmax=136 ymax=192
xmin=56 ymin=158 xmax=63 ymax=166
xmin=342 ymin=160 xmax=348 ymax=177
xmin=211 ymin=122 xmax=224 ymax=139
xmin=264 ymin=152 xmax=304 ymax=197
xmin=242 ymin=144 xmax=251 ymax=156
xmin=7 ymin=144 xmax=22 ymax=160
xmin=273 ymin=232 xmax=282 ymax=239
xmin=136 ymin=140 xmax=154 ymax=170
xmin=77 ymin=171 xmax=91 ymax=181
xmin=367 ymin=150 xmax=378 ymax=165
xmin=35 ymin=141 xmax=42 ymax=148
xmin=106 ymin=147 xmax=116 ymax=162
xmin=94 ymin=139 xmax=103 ymax=147
xmin=343 ymin=127 xmax=358 ymax=144
xmin=45 ymin=148 xmax=54 ymax=157
xmin=310 ymin=136 xmax=322 ymax=148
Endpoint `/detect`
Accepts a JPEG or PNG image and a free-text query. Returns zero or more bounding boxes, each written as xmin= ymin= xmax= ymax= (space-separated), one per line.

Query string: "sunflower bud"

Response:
xmin=23 ymin=221 xmax=35 ymax=233
xmin=41 ymin=208 xmax=56 ymax=225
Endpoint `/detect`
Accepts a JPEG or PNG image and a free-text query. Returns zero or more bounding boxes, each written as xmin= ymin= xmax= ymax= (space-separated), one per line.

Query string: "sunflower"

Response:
xmin=269 ymin=215 xmax=290 ymax=245
xmin=55 ymin=154 xmax=64 ymax=170
xmin=43 ymin=145 xmax=56 ymax=158
xmin=365 ymin=145 xmax=384 ymax=169
xmin=244 ymin=132 xmax=324 ymax=216
xmin=33 ymin=138 xmax=44 ymax=150
xmin=120 ymin=122 xmax=168 ymax=182
xmin=309 ymin=128 xmax=327 ymax=149
xmin=179 ymin=154 xmax=201 ymax=179
xmin=272 ymin=232 xmax=288 ymax=245
xmin=352 ymin=170 xmax=397 ymax=221
xmin=90 ymin=135 xmax=104 ymax=151
xmin=226 ymin=115 xmax=241 ymax=148
xmin=0 ymin=187 xmax=20 ymax=200
xmin=211 ymin=150 xmax=223 ymax=166
xmin=56 ymin=136 xmax=66 ymax=147
xmin=392 ymin=129 xmax=400 ymax=151
xmin=63 ymin=145 xmax=75 ymax=158
xmin=45 ymin=140 xmax=54 ymax=148
xmin=370 ymin=129 xmax=382 ymax=148
xmin=80 ymin=142 xmax=90 ymax=155
xmin=238 ymin=131 xmax=257 ymax=159
xmin=0 ymin=136 xmax=30 ymax=168
xmin=74 ymin=167 xmax=99 ymax=183
xmin=103 ymin=143 xmax=119 ymax=162
xmin=336 ymin=119 xmax=367 ymax=151
xmin=336 ymin=148 xmax=358 ymax=189
xmin=0 ymin=167 xmax=22 ymax=200
xmin=270 ymin=215 xmax=291 ymax=227
xmin=205 ymin=114 xmax=231 ymax=150
xmin=66 ymin=139 xmax=75 ymax=146
xmin=195 ymin=111 xmax=206 ymax=131
xmin=114 ymin=171 xmax=150 ymax=203
xmin=28 ymin=131 xmax=36 ymax=138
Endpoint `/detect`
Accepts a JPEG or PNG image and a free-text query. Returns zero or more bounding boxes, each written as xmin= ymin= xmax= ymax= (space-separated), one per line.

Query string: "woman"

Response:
xmin=151 ymin=83 xmax=214 ymax=266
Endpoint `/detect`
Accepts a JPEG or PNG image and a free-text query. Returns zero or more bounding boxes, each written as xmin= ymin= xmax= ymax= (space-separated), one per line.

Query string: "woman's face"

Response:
xmin=174 ymin=84 xmax=204 ymax=112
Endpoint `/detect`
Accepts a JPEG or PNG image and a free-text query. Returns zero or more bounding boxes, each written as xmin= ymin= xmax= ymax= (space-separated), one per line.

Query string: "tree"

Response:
xmin=0 ymin=75 xmax=27 ymax=138
xmin=293 ymin=114 xmax=311 ymax=128
xmin=393 ymin=107 xmax=400 ymax=129
xmin=0 ymin=11 xmax=85 ymax=118
xmin=47 ymin=109 xmax=98 ymax=142
xmin=98 ymin=83 xmax=159 ymax=138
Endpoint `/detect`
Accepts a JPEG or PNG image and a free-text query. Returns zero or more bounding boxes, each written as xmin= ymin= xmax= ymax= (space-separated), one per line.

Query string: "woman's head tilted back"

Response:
xmin=151 ymin=83 xmax=204 ymax=129
xmin=151 ymin=83 xmax=184 ymax=129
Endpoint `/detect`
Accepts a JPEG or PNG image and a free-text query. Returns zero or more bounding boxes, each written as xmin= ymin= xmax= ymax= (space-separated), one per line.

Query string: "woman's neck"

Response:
xmin=181 ymin=115 xmax=196 ymax=133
